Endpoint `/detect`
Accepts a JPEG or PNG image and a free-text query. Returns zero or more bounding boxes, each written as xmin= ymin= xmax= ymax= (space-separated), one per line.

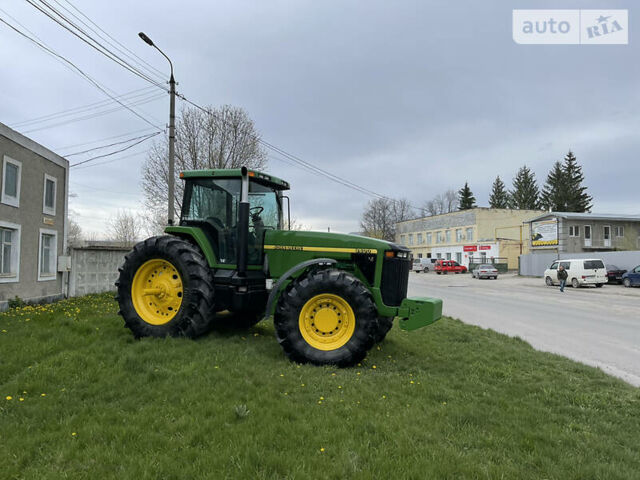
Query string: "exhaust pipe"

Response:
xmin=237 ymin=166 xmax=249 ymax=277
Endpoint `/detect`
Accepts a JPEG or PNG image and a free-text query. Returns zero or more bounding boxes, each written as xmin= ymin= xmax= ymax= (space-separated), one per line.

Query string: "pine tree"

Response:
xmin=509 ymin=165 xmax=540 ymax=210
xmin=488 ymin=175 xmax=510 ymax=209
xmin=458 ymin=182 xmax=476 ymax=210
xmin=562 ymin=151 xmax=592 ymax=212
xmin=540 ymin=161 xmax=566 ymax=211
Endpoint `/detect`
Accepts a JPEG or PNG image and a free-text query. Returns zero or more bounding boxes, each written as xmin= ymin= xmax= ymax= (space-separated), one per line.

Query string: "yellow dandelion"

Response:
xmin=320 ymin=447 xmax=325 ymax=452
xmin=19 ymin=398 xmax=24 ymax=402
xmin=284 ymin=392 xmax=288 ymax=395
xmin=317 ymin=401 xmax=322 ymax=404
xmin=320 ymin=396 xmax=324 ymax=400
xmin=5 ymin=396 xmax=12 ymax=401
xmin=410 ymin=380 xmax=415 ymax=384
xmin=356 ymin=372 xmax=361 ymax=375
xmin=71 ymin=432 xmax=77 ymax=436
xmin=372 ymin=365 xmax=377 ymax=369
xmin=1 ymin=330 xmax=6 ymax=333
xmin=382 ymin=395 xmax=386 ymax=399
xmin=331 ymin=373 xmax=336 ymax=376
xmin=279 ymin=374 xmax=284 ymax=377
xmin=41 ymin=393 xmax=46 ymax=397
xmin=301 ymin=383 xmax=305 ymax=387
xmin=338 ymin=386 xmax=342 ymax=389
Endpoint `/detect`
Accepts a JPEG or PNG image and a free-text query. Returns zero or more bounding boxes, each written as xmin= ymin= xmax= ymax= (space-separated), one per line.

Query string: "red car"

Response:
xmin=434 ymin=260 xmax=467 ymax=274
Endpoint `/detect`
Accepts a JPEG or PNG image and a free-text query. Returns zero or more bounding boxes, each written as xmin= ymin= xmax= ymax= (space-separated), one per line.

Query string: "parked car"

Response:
xmin=622 ymin=265 xmax=640 ymax=288
xmin=605 ymin=264 xmax=627 ymax=284
xmin=412 ymin=257 xmax=435 ymax=273
xmin=434 ymin=260 xmax=467 ymax=274
xmin=472 ymin=264 xmax=499 ymax=279
xmin=543 ymin=258 xmax=607 ymax=288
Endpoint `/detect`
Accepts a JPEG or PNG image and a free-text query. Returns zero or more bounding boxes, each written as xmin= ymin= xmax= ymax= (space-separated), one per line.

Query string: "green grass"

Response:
xmin=1 ymin=294 xmax=639 ymax=479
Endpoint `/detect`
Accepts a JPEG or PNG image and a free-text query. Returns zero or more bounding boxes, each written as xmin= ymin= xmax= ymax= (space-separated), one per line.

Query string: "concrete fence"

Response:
xmin=519 ymin=250 xmax=640 ymax=277
xmin=68 ymin=246 xmax=129 ymax=297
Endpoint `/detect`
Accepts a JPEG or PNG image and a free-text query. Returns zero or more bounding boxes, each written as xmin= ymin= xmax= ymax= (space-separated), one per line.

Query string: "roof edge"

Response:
xmin=0 ymin=122 xmax=68 ymax=169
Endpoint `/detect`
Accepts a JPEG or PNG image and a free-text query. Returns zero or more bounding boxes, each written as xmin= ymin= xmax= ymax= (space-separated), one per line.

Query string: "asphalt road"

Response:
xmin=408 ymin=271 xmax=640 ymax=387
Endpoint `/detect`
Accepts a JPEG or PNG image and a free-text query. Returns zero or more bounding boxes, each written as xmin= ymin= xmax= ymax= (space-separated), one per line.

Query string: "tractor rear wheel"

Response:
xmin=374 ymin=316 xmax=394 ymax=343
xmin=274 ymin=268 xmax=377 ymax=367
xmin=116 ymin=236 xmax=215 ymax=338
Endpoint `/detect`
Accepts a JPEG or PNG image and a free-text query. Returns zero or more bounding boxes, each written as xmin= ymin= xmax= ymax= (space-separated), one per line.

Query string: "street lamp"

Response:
xmin=139 ymin=31 xmax=176 ymax=225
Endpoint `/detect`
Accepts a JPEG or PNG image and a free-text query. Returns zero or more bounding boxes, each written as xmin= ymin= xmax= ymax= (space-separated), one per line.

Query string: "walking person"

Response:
xmin=558 ymin=264 xmax=568 ymax=292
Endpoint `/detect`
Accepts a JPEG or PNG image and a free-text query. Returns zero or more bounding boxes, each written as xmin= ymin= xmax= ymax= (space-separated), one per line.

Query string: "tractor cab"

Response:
xmin=179 ymin=167 xmax=290 ymax=270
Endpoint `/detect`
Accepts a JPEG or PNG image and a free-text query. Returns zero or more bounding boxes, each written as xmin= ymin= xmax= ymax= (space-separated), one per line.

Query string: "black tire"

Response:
xmin=274 ymin=268 xmax=378 ymax=367
xmin=595 ymin=283 xmax=603 ymax=288
xmin=374 ymin=316 xmax=393 ymax=343
xmin=545 ymin=276 xmax=553 ymax=286
xmin=623 ymin=278 xmax=631 ymax=288
xmin=571 ymin=278 xmax=579 ymax=288
xmin=115 ymin=236 xmax=215 ymax=338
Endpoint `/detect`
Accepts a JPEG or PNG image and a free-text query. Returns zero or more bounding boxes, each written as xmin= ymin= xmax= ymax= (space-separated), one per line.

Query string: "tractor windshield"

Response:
xmin=181 ymin=177 xmax=281 ymax=265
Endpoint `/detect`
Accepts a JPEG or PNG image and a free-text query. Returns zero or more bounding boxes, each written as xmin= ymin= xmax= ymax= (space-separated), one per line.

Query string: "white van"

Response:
xmin=412 ymin=257 xmax=435 ymax=273
xmin=544 ymin=258 xmax=607 ymax=288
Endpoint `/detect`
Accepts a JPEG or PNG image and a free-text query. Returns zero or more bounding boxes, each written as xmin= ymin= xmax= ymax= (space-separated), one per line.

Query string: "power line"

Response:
xmin=72 ymin=148 xmax=149 ymax=170
xmin=10 ymin=86 xmax=157 ymax=127
xmin=66 ymin=132 xmax=164 ymax=157
xmin=56 ymin=0 xmax=167 ymax=80
xmin=70 ymin=132 xmax=160 ymax=167
xmin=25 ymin=0 xmax=166 ymax=89
xmin=21 ymin=92 xmax=165 ymax=133
xmin=54 ymin=127 xmax=158 ymax=151
xmin=0 ymin=15 xmax=163 ymax=130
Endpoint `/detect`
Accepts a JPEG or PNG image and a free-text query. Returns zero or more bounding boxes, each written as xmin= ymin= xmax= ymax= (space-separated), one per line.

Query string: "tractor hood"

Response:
xmin=263 ymin=230 xmax=405 ymax=255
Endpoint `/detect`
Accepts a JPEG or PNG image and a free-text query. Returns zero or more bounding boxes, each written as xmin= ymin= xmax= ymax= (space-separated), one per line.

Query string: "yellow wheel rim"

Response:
xmin=298 ymin=294 xmax=356 ymax=351
xmin=131 ymin=259 xmax=183 ymax=325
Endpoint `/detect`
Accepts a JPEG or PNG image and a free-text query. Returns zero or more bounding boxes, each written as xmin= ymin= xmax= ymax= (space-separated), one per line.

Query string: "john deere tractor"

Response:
xmin=116 ymin=167 xmax=442 ymax=366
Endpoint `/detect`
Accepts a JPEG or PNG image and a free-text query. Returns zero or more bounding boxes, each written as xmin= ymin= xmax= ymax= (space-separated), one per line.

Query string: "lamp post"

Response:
xmin=139 ymin=32 xmax=176 ymax=225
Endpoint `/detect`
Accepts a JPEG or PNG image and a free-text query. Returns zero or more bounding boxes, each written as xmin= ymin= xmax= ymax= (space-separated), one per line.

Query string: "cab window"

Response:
xmin=550 ymin=262 xmax=558 ymax=270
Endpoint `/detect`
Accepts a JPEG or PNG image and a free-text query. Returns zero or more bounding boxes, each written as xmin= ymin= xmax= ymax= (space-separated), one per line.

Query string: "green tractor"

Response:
xmin=116 ymin=167 xmax=442 ymax=366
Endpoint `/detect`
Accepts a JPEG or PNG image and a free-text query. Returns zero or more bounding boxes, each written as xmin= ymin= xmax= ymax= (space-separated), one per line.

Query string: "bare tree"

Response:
xmin=67 ymin=217 xmax=83 ymax=248
xmin=421 ymin=189 xmax=457 ymax=216
xmin=360 ymin=197 xmax=413 ymax=241
xmin=142 ymin=104 xmax=268 ymax=223
xmin=108 ymin=210 xmax=142 ymax=247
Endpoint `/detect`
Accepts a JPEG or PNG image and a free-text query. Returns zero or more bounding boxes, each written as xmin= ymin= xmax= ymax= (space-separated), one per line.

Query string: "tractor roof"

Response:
xmin=180 ymin=168 xmax=290 ymax=190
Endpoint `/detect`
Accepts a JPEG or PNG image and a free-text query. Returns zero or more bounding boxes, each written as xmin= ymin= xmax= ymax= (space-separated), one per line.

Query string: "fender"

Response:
xmin=264 ymin=258 xmax=337 ymax=319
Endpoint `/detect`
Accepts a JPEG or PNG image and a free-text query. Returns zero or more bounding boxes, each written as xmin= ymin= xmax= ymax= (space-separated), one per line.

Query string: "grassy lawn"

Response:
xmin=1 ymin=293 xmax=639 ymax=479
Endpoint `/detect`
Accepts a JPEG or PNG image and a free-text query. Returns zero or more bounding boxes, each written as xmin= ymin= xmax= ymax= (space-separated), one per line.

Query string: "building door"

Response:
xmin=584 ymin=225 xmax=592 ymax=247
xmin=603 ymin=226 xmax=611 ymax=247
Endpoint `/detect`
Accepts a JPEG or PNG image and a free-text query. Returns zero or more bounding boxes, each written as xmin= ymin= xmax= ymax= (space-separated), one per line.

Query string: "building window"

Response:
xmin=466 ymin=227 xmax=473 ymax=241
xmin=436 ymin=232 xmax=443 ymax=243
xmin=436 ymin=253 xmax=442 ymax=259
xmin=445 ymin=230 xmax=452 ymax=243
xmin=615 ymin=226 xmax=624 ymax=237
xmin=417 ymin=233 xmax=423 ymax=244
xmin=446 ymin=253 xmax=452 ymax=260
xmin=456 ymin=252 xmax=462 ymax=264
xmin=426 ymin=233 xmax=432 ymax=245
xmin=456 ymin=229 xmax=463 ymax=242
xmin=408 ymin=234 xmax=414 ymax=245
xmin=38 ymin=229 xmax=58 ymax=281
xmin=1 ymin=156 xmax=22 ymax=208
xmin=480 ymin=252 xmax=487 ymax=262
xmin=569 ymin=225 xmax=580 ymax=237
xmin=0 ymin=222 xmax=20 ymax=283
xmin=418 ymin=253 xmax=422 ymax=258
xmin=43 ymin=174 xmax=57 ymax=216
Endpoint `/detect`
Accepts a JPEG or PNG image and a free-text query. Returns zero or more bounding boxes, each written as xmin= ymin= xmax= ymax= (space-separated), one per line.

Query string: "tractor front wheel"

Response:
xmin=274 ymin=269 xmax=378 ymax=367
xmin=374 ymin=316 xmax=394 ymax=343
xmin=116 ymin=236 xmax=215 ymax=338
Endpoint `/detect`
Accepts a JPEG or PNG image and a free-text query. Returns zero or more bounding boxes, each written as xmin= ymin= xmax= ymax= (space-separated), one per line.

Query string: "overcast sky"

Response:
xmin=2 ymin=0 xmax=639 ymax=236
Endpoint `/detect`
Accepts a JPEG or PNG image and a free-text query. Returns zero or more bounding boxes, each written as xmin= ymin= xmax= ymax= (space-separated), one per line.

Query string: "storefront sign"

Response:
xmin=479 ymin=245 xmax=491 ymax=251
xmin=531 ymin=219 xmax=559 ymax=246
xmin=463 ymin=245 xmax=477 ymax=252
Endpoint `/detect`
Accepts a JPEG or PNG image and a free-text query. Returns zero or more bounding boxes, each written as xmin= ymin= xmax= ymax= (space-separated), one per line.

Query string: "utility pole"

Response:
xmin=168 ymin=72 xmax=175 ymax=224
xmin=138 ymin=32 xmax=176 ymax=225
